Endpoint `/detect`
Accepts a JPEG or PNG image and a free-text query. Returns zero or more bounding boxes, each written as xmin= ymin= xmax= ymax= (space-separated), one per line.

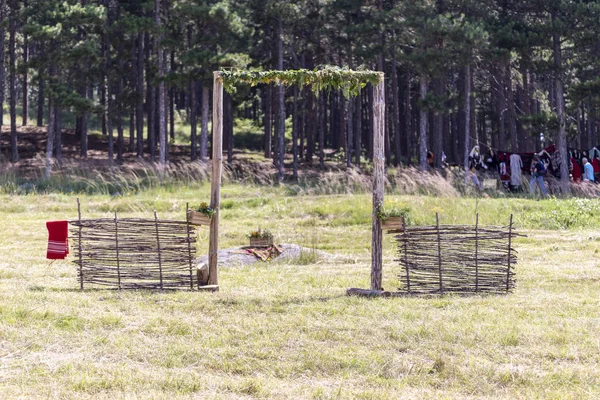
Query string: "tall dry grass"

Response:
xmin=1 ymin=155 xmax=598 ymax=198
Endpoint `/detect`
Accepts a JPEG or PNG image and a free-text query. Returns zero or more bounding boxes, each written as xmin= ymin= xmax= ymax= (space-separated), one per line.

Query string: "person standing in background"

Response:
xmin=530 ymin=155 xmax=547 ymax=197
xmin=583 ymin=158 xmax=595 ymax=182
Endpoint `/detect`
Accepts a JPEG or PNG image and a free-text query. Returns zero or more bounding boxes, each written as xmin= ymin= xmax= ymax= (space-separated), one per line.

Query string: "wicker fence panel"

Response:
xmin=395 ymin=217 xmax=517 ymax=295
xmin=69 ymin=217 xmax=198 ymax=290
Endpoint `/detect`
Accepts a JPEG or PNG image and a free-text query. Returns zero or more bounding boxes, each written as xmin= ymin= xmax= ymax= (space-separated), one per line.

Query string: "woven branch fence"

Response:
xmin=69 ymin=208 xmax=198 ymax=290
xmin=395 ymin=214 xmax=518 ymax=295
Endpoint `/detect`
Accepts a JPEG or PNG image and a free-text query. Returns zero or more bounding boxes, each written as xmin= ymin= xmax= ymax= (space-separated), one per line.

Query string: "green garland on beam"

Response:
xmin=219 ymin=66 xmax=383 ymax=97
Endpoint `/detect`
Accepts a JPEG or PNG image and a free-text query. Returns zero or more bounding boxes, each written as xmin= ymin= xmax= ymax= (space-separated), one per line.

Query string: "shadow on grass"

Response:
xmin=27 ymin=285 xmax=196 ymax=294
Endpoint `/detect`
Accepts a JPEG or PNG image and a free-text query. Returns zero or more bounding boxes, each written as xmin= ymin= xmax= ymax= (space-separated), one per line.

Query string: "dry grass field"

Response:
xmin=1 ymin=185 xmax=599 ymax=399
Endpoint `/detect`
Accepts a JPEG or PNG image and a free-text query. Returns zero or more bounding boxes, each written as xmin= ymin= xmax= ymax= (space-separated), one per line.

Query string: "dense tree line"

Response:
xmin=1 ymin=0 xmax=599 ymax=188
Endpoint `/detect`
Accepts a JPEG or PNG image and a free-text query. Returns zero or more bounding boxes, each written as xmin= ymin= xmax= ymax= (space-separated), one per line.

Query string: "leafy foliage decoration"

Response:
xmin=219 ymin=66 xmax=383 ymax=97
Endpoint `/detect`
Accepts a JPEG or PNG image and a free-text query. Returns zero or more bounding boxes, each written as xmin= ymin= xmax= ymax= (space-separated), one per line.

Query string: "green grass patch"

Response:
xmin=1 ymin=185 xmax=600 ymax=398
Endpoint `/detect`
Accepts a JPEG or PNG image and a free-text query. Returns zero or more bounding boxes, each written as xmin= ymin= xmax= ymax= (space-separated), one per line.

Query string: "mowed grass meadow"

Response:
xmin=1 ymin=183 xmax=600 ymax=398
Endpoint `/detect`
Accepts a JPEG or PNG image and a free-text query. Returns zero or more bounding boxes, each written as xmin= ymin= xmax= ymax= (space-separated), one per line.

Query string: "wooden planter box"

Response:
xmin=381 ymin=216 xmax=405 ymax=231
xmin=249 ymin=237 xmax=273 ymax=247
xmin=187 ymin=210 xmax=212 ymax=226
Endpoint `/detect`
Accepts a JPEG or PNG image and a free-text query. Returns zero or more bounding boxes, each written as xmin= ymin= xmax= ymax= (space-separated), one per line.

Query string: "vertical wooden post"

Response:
xmin=436 ymin=213 xmax=443 ymax=294
xmin=371 ymin=75 xmax=385 ymax=291
xmin=403 ymin=220 xmax=410 ymax=293
xmin=154 ymin=211 xmax=164 ymax=290
xmin=475 ymin=213 xmax=479 ymax=292
xmin=208 ymin=71 xmax=223 ymax=289
xmin=114 ymin=211 xmax=121 ymax=290
xmin=506 ymin=214 xmax=513 ymax=292
xmin=77 ymin=198 xmax=83 ymax=290
xmin=186 ymin=202 xmax=194 ymax=290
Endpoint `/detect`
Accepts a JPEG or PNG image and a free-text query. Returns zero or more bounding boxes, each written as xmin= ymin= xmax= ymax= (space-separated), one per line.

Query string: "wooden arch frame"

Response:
xmin=207 ymin=70 xmax=386 ymax=291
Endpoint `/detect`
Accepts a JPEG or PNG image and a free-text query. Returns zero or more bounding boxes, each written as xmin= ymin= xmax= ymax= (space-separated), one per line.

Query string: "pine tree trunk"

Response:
xmin=45 ymin=97 xmax=55 ymax=179
xmin=433 ymin=78 xmax=443 ymax=168
xmin=463 ymin=63 xmax=471 ymax=178
xmin=505 ymin=60 xmax=518 ymax=151
xmin=9 ymin=0 xmax=18 ymax=162
xmin=491 ymin=63 xmax=505 ymax=151
xmin=201 ymin=84 xmax=209 ymax=161
xmin=156 ymin=0 xmax=166 ymax=166
xmin=276 ymin=19 xmax=284 ymax=180
xmin=299 ymin=87 xmax=305 ymax=159
xmin=354 ymin=91 xmax=362 ymax=167
xmin=469 ymin=70 xmax=476 ymax=152
xmin=145 ymin=34 xmax=155 ymax=160
xmin=451 ymin=106 xmax=458 ymax=163
xmin=0 ymin=0 xmax=5 ymax=129
xmin=225 ymin=92 xmax=233 ymax=164
xmin=553 ymin=14 xmax=569 ymax=193
xmin=521 ymin=64 xmax=531 ymax=151
xmin=292 ymin=85 xmax=299 ymax=179
xmin=419 ymin=76 xmax=428 ymax=169
xmin=190 ymin=80 xmax=197 ymax=161
xmin=21 ymin=22 xmax=28 ymax=127
xmin=78 ymin=81 xmax=88 ymax=158
xmin=392 ymin=56 xmax=401 ymax=165
xmin=80 ymin=95 xmax=88 ymax=158
xmin=106 ymin=76 xmax=113 ymax=162
xmin=330 ymin=91 xmax=338 ymax=149
xmin=306 ymin=90 xmax=315 ymax=163
xmin=384 ymin=87 xmax=391 ymax=165
xmin=105 ymin=0 xmax=115 ymax=162
xmin=346 ymin=92 xmax=353 ymax=168
xmin=264 ymin=84 xmax=272 ymax=158
xmin=404 ymin=73 xmax=412 ymax=164
xmin=147 ymin=83 xmax=155 ymax=161
xmin=318 ymin=91 xmax=325 ymax=169
xmin=169 ymin=51 xmax=175 ymax=142
xmin=586 ymin=100 xmax=593 ymax=150
xmin=117 ymin=61 xmax=124 ymax=163
xmin=129 ymin=109 xmax=134 ymax=153
xmin=37 ymin=75 xmax=43 ymax=127
xmin=367 ymin=83 xmax=374 ymax=160
xmin=54 ymin=106 xmax=62 ymax=166
xmin=337 ymin=91 xmax=345 ymax=156
xmin=136 ymin=32 xmax=144 ymax=158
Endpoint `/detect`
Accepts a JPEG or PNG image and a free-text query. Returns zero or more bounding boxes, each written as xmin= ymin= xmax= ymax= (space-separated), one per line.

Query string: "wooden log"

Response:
xmin=186 ymin=202 xmax=194 ymax=290
xmin=403 ymin=220 xmax=410 ymax=294
xmin=475 ymin=213 xmax=479 ymax=292
xmin=436 ymin=213 xmax=443 ymax=294
xmin=209 ymin=72 xmax=223 ymax=290
xmin=507 ymin=214 xmax=513 ymax=292
xmin=347 ymin=288 xmax=391 ymax=297
xmin=77 ymin=198 xmax=84 ymax=290
xmin=371 ymin=75 xmax=385 ymax=291
xmin=114 ymin=211 xmax=121 ymax=289
xmin=154 ymin=211 xmax=164 ymax=290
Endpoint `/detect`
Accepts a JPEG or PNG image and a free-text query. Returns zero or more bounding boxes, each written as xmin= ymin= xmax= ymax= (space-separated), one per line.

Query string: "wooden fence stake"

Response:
xmin=208 ymin=71 xmax=223 ymax=289
xmin=154 ymin=211 xmax=164 ymax=290
xmin=77 ymin=198 xmax=83 ymax=290
xmin=114 ymin=211 xmax=121 ymax=289
xmin=475 ymin=213 xmax=479 ymax=292
xmin=436 ymin=212 xmax=443 ymax=294
xmin=506 ymin=214 xmax=513 ymax=292
xmin=186 ymin=202 xmax=194 ymax=290
xmin=371 ymin=75 xmax=385 ymax=291
xmin=403 ymin=220 xmax=410 ymax=293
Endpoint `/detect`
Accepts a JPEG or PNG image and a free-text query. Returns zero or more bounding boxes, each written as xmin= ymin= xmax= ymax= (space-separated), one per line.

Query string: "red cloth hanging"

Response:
xmin=571 ymin=157 xmax=582 ymax=182
xmin=46 ymin=221 xmax=69 ymax=260
xmin=592 ymin=158 xmax=600 ymax=174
